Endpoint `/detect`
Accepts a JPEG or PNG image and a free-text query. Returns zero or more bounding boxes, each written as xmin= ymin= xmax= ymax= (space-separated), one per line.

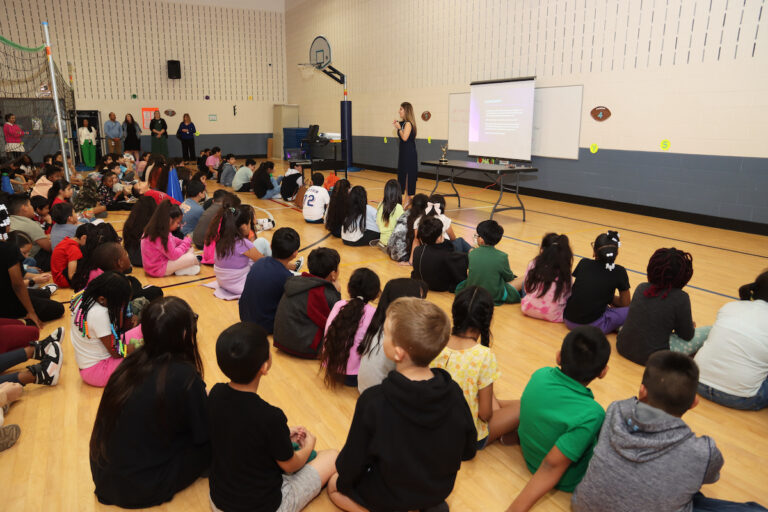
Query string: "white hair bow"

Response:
xmin=425 ymin=202 xmax=442 ymax=215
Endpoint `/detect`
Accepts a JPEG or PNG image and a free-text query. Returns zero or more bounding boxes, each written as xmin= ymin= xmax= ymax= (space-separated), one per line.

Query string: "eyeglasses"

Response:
xmin=473 ymin=233 xmax=478 ymax=242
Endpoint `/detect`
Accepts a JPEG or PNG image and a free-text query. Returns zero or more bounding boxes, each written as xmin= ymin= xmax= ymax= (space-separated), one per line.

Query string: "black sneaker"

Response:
xmin=30 ymin=327 xmax=63 ymax=360
xmin=27 ymin=342 xmax=62 ymax=386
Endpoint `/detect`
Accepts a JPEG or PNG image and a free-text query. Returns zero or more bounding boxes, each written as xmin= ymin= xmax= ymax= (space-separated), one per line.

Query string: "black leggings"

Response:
xmin=0 ymin=348 xmax=27 ymax=384
xmin=29 ymin=288 xmax=65 ymax=321
xmin=180 ymin=138 xmax=196 ymax=161
xmin=343 ymin=229 xmax=379 ymax=246
xmin=235 ymin=182 xmax=251 ymax=193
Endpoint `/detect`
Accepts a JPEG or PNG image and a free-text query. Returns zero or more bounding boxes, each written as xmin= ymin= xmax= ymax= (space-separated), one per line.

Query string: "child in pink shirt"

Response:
xmin=140 ymin=200 xmax=200 ymax=277
xmin=321 ymin=268 xmax=380 ymax=388
xmin=521 ymin=233 xmax=573 ymax=323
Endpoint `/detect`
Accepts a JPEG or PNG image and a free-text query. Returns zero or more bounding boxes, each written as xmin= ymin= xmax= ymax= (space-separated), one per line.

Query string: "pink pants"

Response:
xmin=78 ymin=325 xmax=143 ymax=387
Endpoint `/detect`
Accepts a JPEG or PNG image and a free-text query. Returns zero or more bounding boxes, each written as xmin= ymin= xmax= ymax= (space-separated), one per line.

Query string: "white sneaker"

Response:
xmin=293 ymin=256 xmax=305 ymax=273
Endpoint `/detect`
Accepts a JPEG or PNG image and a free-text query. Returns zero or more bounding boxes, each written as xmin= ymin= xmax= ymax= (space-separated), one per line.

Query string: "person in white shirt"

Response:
xmin=303 ymin=172 xmax=330 ymax=223
xmin=232 ymin=158 xmax=256 ymax=193
xmin=341 ymin=185 xmax=380 ymax=246
xmin=695 ymin=270 xmax=768 ymax=410
xmin=78 ymin=118 xmax=98 ymax=168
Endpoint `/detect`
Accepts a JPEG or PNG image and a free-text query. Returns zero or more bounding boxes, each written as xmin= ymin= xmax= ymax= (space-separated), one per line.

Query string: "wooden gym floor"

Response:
xmin=2 ymin=163 xmax=767 ymax=511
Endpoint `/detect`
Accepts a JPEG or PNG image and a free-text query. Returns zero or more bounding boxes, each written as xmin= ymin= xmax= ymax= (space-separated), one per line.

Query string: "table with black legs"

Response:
xmin=421 ymin=160 xmax=538 ymax=221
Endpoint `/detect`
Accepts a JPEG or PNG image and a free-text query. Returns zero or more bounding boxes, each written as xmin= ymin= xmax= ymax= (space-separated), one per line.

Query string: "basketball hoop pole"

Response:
xmin=41 ymin=21 xmax=69 ymax=180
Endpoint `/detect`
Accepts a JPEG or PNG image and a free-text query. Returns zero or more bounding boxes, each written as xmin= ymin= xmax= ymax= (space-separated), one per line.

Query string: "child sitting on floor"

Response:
xmin=508 ymin=326 xmax=610 ymax=512
xmin=563 ymin=231 xmax=631 ymax=334
xmin=413 ymin=193 xmax=471 ymax=254
xmin=207 ymin=205 xmax=271 ymax=300
xmin=180 ymin=179 xmax=206 ymax=236
xmin=217 ymin=154 xmax=237 ymax=188
xmin=410 ymin=216 xmax=468 ymax=292
xmin=251 ymin=161 xmax=282 ymax=199
xmin=208 ymin=322 xmax=338 ymax=512
xmin=47 ymin=178 xmax=72 ymax=208
xmin=70 ymin=271 xmax=141 ymax=387
xmin=431 ymin=286 xmax=520 ymax=449
xmin=49 ymin=202 xmax=79 ymax=250
xmin=321 ymin=268 xmax=380 ymax=388
xmin=239 ymin=227 xmax=302 ymax=334
xmin=375 ymin=179 xmax=404 ymax=248
xmin=140 ymin=200 xmax=200 ymax=277
xmin=325 ymin=179 xmax=350 ymax=238
xmin=30 ymin=195 xmax=52 ymax=234
xmin=69 ymin=222 xmax=120 ymax=291
xmin=357 ymin=278 xmax=429 ymax=393
xmin=122 ymin=196 xmax=157 ymax=267
xmin=89 ymin=242 xmax=163 ymax=302
xmin=328 ymin=297 xmax=477 ymax=512
xmin=341 ymin=186 xmax=380 ymax=246
xmin=618 ymin=248 xmax=709 ymax=365
xmin=521 ymin=233 xmax=573 ymax=323
xmin=388 ymin=193 xmax=427 ymax=263
xmin=455 ymin=219 xmax=521 ymax=305
xmin=303 ymin=172 xmax=330 ymax=224
xmin=273 ymin=247 xmax=341 ymax=359
xmin=694 ymin=270 xmax=768 ymax=411
xmin=572 ymin=351 xmax=768 ymax=512
xmin=50 ymin=223 xmax=90 ymax=288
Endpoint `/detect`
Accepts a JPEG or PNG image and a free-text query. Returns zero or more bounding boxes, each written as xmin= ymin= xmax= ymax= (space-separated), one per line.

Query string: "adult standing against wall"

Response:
xmin=3 ymin=113 xmax=25 ymax=162
xmin=122 ymin=114 xmax=142 ymax=163
xmin=104 ymin=112 xmax=122 ymax=154
xmin=392 ymin=102 xmax=418 ymax=208
xmin=176 ymin=114 xmax=196 ymax=164
xmin=149 ymin=111 xmax=168 ymax=157
xmin=78 ymin=118 xmax=98 ymax=168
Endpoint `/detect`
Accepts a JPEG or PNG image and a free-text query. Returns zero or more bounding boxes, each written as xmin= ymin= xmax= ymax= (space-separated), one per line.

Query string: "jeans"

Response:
xmin=697 ymin=380 xmax=768 ymax=411
xmin=263 ymin=176 xmax=283 ymax=199
xmin=451 ymin=237 xmax=472 ymax=253
xmin=692 ymin=492 xmax=768 ymax=511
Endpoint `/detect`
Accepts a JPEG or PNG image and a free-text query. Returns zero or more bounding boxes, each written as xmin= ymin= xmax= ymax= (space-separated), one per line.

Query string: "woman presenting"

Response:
xmin=392 ymin=102 xmax=417 ymax=207
xmin=149 ymin=111 xmax=168 ymax=157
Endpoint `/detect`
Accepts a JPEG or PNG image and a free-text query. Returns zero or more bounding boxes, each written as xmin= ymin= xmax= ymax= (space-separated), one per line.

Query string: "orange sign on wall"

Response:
xmin=141 ymin=107 xmax=159 ymax=130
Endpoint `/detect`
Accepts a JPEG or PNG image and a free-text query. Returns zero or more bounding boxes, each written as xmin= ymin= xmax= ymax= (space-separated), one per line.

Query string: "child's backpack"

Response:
xmin=324 ymin=172 xmax=340 ymax=191
xmin=73 ymin=178 xmax=100 ymax=212
xmin=280 ymin=173 xmax=302 ymax=201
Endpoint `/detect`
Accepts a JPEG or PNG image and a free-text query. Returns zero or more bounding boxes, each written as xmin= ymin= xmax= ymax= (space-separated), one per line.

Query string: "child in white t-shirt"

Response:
xmin=303 ymin=172 xmax=331 ymax=224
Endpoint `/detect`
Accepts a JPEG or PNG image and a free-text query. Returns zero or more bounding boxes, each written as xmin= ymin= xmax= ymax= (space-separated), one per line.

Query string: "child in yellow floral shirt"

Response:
xmin=431 ymin=286 xmax=520 ymax=449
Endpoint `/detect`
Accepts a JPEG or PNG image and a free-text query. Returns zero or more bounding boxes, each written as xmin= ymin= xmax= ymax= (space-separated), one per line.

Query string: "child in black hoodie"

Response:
xmin=328 ymin=297 xmax=477 ymax=511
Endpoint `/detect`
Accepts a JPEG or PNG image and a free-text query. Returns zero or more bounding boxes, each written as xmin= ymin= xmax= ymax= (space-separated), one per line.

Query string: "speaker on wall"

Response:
xmin=167 ymin=60 xmax=181 ymax=79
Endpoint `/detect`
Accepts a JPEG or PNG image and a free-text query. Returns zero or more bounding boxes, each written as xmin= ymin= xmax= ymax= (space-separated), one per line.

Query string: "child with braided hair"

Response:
xmin=70 ymin=271 xmax=142 ymax=387
xmin=564 ymin=231 xmax=631 ymax=334
xmin=617 ymin=248 xmax=710 ymax=365
xmin=320 ymin=268 xmax=381 ymax=388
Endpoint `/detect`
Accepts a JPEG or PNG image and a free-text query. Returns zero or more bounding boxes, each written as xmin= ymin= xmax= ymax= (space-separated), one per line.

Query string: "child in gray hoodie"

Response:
xmin=572 ymin=350 xmax=768 ymax=512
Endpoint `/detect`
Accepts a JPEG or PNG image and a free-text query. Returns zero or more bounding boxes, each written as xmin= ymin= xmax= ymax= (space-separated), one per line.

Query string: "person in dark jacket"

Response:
xmin=327 ymin=296 xmax=477 ymax=511
xmin=251 ymin=161 xmax=282 ymax=200
xmin=273 ymin=247 xmax=341 ymax=358
xmin=411 ymin=216 xmax=468 ymax=292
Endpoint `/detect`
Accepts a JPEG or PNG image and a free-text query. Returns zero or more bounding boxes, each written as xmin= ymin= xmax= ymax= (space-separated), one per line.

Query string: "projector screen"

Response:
xmin=468 ymin=78 xmax=535 ymax=160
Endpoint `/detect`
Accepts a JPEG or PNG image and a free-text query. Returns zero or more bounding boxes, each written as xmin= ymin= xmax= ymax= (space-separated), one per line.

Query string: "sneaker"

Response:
xmin=0 ymin=425 xmax=21 ymax=452
xmin=256 ymin=218 xmax=276 ymax=231
xmin=42 ymin=284 xmax=58 ymax=295
xmin=30 ymin=327 xmax=62 ymax=360
xmin=27 ymin=342 xmax=62 ymax=386
xmin=368 ymin=239 xmax=383 ymax=248
xmin=293 ymin=256 xmax=305 ymax=273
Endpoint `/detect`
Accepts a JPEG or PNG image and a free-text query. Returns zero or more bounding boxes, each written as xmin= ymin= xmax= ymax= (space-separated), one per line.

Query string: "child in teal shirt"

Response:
xmin=455 ymin=220 xmax=521 ymax=305
xmin=508 ymin=326 xmax=610 ymax=512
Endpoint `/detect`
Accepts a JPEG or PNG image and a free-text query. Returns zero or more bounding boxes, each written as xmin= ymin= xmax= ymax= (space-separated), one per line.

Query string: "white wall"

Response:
xmin=0 ymin=0 xmax=287 ymax=134
xmin=286 ymin=0 xmax=768 ymax=158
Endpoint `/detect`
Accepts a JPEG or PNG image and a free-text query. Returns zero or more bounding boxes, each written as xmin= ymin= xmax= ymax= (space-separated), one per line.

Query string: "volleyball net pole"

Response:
xmin=41 ymin=21 xmax=69 ymax=180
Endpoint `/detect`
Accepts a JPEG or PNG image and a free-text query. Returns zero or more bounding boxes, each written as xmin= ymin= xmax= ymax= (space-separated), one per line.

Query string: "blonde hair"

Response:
xmin=400 ymin=102 xmax=417 ymax=138
xmin=387 ymin=297 xmax=449 ymax=366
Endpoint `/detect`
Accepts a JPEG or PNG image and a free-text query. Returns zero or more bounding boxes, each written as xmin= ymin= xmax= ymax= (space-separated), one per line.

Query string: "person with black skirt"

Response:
xmin=393 ymin=102 xmax=418 ymax=208
xmin=122 ymin=114 xmax=142 ymax=163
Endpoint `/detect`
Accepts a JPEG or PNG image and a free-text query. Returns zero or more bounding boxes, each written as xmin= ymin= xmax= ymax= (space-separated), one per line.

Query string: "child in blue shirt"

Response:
xmin=180 ymin=179 xmax=205 ymax=236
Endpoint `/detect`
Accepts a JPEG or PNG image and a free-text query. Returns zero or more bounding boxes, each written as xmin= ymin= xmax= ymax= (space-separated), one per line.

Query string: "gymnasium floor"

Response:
xmin=3 ymin=163 xmax=767 ymax=511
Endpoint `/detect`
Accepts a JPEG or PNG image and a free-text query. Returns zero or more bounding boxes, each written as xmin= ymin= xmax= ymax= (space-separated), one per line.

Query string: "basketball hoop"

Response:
xmin=297 ymin=63 xmax=316 ymax=79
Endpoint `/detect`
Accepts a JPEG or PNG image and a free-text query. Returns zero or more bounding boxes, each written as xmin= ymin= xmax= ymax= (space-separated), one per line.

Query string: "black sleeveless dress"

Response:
xmin=397 ymin=121 xmax=418 ymax=195
xmin=124 ymin=122 xmax=140 ymax=151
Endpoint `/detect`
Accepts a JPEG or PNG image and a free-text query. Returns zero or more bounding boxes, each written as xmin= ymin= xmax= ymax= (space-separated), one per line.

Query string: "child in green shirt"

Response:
xmin=455 ymin=219 xmax=522 ymax=305
xmin=508 ymin=326 xmax=610 ymax=512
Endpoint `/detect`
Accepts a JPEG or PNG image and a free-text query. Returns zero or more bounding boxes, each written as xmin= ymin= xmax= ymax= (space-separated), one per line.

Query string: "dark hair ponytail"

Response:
xmin=739 ymin=270 xmax=768 ymax=302
xmin=325 ymin=179 xmax=350 ymax=233
xmin=47 ymin=179 xmax=69 ymax=208
xmin=451 ymin=286 xmax=494 ymax=347
xmin=380 ymin=179 xmax=402 ymax=226
xmin=143 ymin=200 xmax=182 ymax=250
xmin=525 ymin=233 xmax=573 ymax=301
xmin=405 ymin=193 xmax=429 ymax=255
xmin=70 ymin=223 xmax=119 ymax=291
xmin=320 ymin=268 xmax=380 ymax=387
xmin=593 ymin=230 xmax=621 ymax=271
